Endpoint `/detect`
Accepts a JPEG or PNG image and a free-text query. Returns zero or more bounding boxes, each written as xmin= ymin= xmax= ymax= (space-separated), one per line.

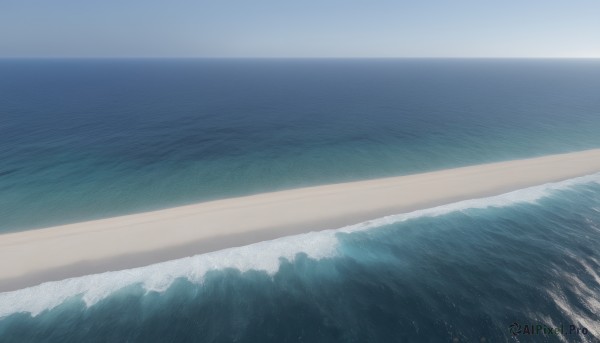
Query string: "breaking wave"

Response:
xmin=1 ymin=173 xmax=599 ymax=319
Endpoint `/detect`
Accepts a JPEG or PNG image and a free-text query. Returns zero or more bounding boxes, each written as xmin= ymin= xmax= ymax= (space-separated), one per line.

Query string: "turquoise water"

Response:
xmin=1 ymin=59 xmax=600 ymax=232
xmin=1 ymin=60 xmax=600 ymax=342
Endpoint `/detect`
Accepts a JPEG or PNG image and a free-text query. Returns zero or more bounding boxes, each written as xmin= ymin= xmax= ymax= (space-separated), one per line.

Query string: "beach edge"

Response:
xmin=2 ymin=149 xmax=600 ymax=291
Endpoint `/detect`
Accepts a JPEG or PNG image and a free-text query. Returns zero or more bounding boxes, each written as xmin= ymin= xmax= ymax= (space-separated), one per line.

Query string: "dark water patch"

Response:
xmin=0 ymin=169 xmax=17 ymax=177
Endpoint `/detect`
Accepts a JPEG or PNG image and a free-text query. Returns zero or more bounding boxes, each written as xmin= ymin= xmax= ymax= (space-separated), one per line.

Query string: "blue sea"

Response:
xmin=0 ymin=59 xmax=599 ymax=342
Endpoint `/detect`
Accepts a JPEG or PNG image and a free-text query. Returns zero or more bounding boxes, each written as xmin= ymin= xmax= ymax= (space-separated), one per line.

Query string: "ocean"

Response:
xmin=0 ymin=59 xmax=599 ymax=342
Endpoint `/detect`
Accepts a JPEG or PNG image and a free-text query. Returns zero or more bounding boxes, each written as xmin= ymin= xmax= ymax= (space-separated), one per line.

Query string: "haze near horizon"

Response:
xmin=1 ymin=0 xmax=599 ymax=58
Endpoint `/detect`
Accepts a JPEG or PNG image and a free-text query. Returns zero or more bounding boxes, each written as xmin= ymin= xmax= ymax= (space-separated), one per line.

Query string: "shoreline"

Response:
xmin=1 ymin=149 xmax=600 ymax=292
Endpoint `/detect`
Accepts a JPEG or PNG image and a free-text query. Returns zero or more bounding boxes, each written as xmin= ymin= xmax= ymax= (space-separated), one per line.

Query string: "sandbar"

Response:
xmin=1 ymin=149 xmax=599 ymax=291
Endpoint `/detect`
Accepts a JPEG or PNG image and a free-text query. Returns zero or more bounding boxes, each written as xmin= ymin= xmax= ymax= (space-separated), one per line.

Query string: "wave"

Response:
xmin=1 ymin=172 xmax=599 ymax=318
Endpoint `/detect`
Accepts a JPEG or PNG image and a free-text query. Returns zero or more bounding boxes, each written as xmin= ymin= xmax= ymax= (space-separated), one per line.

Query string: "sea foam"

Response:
xmin=1 ymin=172 xmax=599 ymax=318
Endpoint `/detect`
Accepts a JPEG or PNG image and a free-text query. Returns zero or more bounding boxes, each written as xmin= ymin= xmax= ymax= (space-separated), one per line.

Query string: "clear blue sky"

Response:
xmin=1 ymin=0 xmax=599 ymax=58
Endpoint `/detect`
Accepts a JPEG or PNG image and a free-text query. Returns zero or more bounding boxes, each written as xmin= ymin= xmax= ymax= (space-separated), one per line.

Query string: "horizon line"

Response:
xmin=1 ymin=56 xmax=600 ymax=60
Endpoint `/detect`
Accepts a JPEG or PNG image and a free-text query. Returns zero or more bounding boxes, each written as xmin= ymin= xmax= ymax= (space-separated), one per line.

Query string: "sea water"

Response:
xmin=0 ymin=59 xmax=599 ymax=342
xmin=1 ymin=59 xmax=600 ymax=232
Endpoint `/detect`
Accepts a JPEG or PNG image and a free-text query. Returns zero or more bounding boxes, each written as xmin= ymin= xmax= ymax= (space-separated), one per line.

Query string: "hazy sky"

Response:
xmin=1 ymin=0 xmax=599 ymax=58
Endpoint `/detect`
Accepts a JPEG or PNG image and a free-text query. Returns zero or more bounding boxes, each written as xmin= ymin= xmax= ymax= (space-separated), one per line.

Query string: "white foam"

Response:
xmin=339 ymin=172 xmax=600 ymax=233
xmin=1 ymin=172 xmax=599 ymax=318
xmin=0 ymin=230 xmax=341 ymax=318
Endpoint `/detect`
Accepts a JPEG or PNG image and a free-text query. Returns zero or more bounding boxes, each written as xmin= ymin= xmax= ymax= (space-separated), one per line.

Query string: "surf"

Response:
xmin=0 ymin=172 xmax=599 ymax=319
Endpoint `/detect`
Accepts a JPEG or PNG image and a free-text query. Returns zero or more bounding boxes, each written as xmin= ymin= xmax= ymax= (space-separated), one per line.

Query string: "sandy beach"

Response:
xmin=1 ymin=149 xmax=600 ymax=292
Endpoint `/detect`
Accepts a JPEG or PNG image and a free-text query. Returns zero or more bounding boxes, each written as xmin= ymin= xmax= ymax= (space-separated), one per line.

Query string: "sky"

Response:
xmin=0 ymin=0 xmax=599 ymax=58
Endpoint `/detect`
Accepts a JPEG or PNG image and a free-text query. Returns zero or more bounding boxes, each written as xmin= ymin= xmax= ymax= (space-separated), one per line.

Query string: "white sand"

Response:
xmin=1 ymin=149 xmax=600 ymax=291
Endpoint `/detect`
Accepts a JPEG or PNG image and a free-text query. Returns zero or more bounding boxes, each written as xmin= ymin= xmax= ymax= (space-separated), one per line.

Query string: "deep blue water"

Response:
xmin=1 ymin=59 xmax=600 ymax=232
xmin=1 ymin=60 xmax=600 ymax=342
